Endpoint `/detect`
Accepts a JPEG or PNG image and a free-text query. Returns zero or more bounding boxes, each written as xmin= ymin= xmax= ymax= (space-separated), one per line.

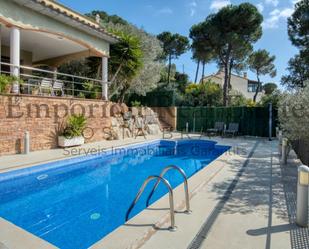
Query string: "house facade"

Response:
xmin=0 ymin=0 xmax=118 ymax=99
xmin=202 ymin=70 xmax=264 ymax=102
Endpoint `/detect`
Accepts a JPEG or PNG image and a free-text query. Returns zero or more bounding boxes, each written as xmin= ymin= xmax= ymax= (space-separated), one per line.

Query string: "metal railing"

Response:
xmin=146 ymin=165 xmax=191 ymax=214
xmin=0 ymin=62 xmax=109 ymax=99
xmin=125 ymin=175 xmax=177 ymax=231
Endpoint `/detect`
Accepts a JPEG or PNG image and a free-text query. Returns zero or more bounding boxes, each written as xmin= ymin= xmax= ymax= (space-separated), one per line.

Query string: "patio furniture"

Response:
xmin=23 ymin=78 xmax=39 ymax=94
xmin=39 ymin=78 xmax=53 ymax=96
xmin=206 ymin=122 xmax=225 ymax=136
xmin=223 ymin=123 xmax=239 ymax=137
xmin=134 ymin=116 xmax=147 ymax=139
xmin=53 ymin=80 xmax=64 ymax=96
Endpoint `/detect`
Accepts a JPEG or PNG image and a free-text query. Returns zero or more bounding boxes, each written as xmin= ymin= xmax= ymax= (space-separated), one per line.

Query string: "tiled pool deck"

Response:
xmin=0 ymin=134 xmax=307 ymax=249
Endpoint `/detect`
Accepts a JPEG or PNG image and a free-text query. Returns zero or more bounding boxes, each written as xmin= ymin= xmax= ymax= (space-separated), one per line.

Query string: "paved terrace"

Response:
xmin=0 ymin=135 xmax=308 ymax=249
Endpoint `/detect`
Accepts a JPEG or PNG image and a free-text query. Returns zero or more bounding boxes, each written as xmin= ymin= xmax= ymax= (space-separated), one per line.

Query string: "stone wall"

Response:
xmin=0 ymin=94 xmax=112 ymax=155
xmin=150 ymin=107 xmax=177 ymax=130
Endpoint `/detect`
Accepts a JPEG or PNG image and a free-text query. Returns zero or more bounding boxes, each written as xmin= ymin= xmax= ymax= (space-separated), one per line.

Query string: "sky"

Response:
xmin=58 ymin=0 xmax=301 ymax=85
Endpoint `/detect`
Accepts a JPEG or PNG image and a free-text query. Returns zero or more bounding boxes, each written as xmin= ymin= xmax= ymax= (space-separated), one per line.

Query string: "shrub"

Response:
xmin=83 ymin=81 xmax=102 ymax=99
xmin=183 ymin=80 xmax=222 ymax=106
xmin=278 ymin=85 xmax=309 ymax=140
xmin=258 ymin=90 xmax=281 ymax=108
xmin=131 ymin=100 xmax=141 ymax=107
xmin=61 ymin=114 xmax=87 ymax=138
xmin=0 ymin=74 xmax=15 ymax=93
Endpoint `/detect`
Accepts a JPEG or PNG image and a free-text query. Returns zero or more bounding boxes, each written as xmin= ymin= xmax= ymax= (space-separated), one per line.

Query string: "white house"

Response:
xmin=0 ymin=0 xmax=119 ymax=99
xmin=202 ymin=70 xmax=264 ymax=102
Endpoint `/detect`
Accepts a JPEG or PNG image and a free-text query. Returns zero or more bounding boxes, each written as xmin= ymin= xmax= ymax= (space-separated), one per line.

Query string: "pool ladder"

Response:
xmin=125 ymin=165 xmax=191 ymax=231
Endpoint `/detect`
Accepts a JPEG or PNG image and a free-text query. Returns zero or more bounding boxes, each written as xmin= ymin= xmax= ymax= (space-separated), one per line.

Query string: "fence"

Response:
xmin=0 ymin=61 xmax=106 ymax=99
xmin=177 ymin=106 xmax=277 ymax=137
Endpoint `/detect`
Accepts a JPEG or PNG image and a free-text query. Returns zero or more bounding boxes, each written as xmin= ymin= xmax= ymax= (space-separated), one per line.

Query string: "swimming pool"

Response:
xmin=0 ymin=139 xmax=230 ymax=249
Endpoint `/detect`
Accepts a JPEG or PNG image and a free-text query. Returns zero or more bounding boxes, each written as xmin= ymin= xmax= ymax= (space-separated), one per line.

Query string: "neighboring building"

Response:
xmin=0 ymin=0 xmax=119 ymax=99
xmin=202 ymin=70 xmax=264 ymax=101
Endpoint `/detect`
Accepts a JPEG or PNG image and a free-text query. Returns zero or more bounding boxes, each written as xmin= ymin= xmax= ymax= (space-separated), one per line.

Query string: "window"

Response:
xmin=248 ymin=81 xmax=261 ymax=92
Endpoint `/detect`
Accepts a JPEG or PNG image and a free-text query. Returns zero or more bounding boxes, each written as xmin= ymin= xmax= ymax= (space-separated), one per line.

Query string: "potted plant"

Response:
xmin=0 ymin=74 xmax=14 ymax=94
xmin=58 ymin=114 xmax=87 ymax=147
xmin=83 ymin=81 xmax=102 ymax=99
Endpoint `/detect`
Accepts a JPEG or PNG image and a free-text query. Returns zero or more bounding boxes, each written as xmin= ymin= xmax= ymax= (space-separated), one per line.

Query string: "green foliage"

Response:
xmin=190 ymin=3 xmax=263 ymax=106
xmin=281 ymin=52 xmax=309 ymax=88
xmin=229 ymin=91 xmax=258 ymax=107
xmin=248 ymin=49 xmax=276 ymax=102
xmin=61 ymin=10 xmax=163 ymax=100
xmin=183 ymin=80 xmax=223 ymax=106
xmin=62 ymin=115 xmax=87 ymax=138
xmin=283 ymin=1 xmax=309 ymax=89
xmin=174 ymin=72 xmax=190 ymax=94
xmin=77 ymin=92 xmax=85 ymax=99
xmin=279 ymin=85 xmax=309 ymax=140
xmin=131 ymin=100 xmax=141 ymax=107
xmin=160 ymin=64 xmax=176 ymax=83
xmin=85 ymin=10 xmax=128 ymax=26
xmin=109 ymin=32 xmax=143 ymax=101
xmin=258 ymin=90 xmax=281 ymax=108
xmin=157 ymin=32 xmax=190 ymax=61
xmin=288 ymin=0 xmax=309 ymax=50
xmin=263 ymin=83 xmax=278 ymax=95
xmin=0 ymin=74 xmax=15 ymax=93
xmin=229 ymin=92 xmax=247 ymax=107
xmin=83 ymin=81 xmax=102 ymax=99
xmin=157 ymin=32 xmax=190 ymax=83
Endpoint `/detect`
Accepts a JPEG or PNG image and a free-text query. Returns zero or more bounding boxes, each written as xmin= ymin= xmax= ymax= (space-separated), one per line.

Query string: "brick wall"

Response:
xmin=0 ymin=95 xmax=112 ymax=155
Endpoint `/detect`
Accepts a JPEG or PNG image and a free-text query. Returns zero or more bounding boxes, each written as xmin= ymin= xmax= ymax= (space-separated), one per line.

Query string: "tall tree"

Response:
xmin=248 ymin=49 xmax=276 ymax=102
xmin=282 ymin=0 xmax=309 ymax=88
xmin=157 ymin=32 xmax=190 ymax=83
xmin=288 ymin=0 xmax=309 ymax=50
xmin=282 ymin=52 xmax=309 ymax=88
xmin=190 ymin=23 xmax=214 ymax=83
xmin=263 ymin=83 xmax=278 ymax=95
xmin=191 ymin=3 xmax=263 ymax=106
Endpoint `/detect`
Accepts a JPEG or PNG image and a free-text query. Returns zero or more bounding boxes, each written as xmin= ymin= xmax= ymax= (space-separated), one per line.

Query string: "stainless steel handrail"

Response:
xmin=125 ymin=175 xmax=177 ymax=231
xmin=146 ymin=165 xmax=191 ymax=214
xmin=0 ymin=61 xmax=109 ymax=84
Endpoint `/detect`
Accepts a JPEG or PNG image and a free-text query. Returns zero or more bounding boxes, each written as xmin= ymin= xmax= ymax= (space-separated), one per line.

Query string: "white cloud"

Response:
xmin=210 ymin=0 xmax=231 ymax=11
xmin=256 ymin=3 xmax=264 ymax=13
xmin=265 ymin=0 xmax=279 ymax=7
xmin=189 ymin=1 xmax=197 ymax=17
xmin=263 ymin=7 xmax=294 ymax=29
xmin=156 ymin=7 xmax=173 ymax=15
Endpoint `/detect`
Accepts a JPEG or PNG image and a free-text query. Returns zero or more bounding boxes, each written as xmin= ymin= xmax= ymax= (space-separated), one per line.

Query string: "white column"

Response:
xmin=102 ymin=56 xmax=108 ymax=100
xmin=10 ymin=27 xmax=20 ymax=93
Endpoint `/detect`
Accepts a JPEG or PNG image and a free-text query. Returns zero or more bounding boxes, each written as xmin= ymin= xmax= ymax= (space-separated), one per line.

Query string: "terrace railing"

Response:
xmin=0 ymin=62 xmax=109 ymax=99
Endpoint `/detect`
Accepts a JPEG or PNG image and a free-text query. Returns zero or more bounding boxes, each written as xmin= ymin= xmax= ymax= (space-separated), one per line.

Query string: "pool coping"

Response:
xmin=0 ymin=137 xmax=232 ymax=249
xmin=0 ymin=218 xmax=58 ymax=249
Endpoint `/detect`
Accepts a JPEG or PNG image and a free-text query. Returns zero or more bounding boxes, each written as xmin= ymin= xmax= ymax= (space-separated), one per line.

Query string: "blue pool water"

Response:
xmin=0 ymin=139 xmax=229 ymax=249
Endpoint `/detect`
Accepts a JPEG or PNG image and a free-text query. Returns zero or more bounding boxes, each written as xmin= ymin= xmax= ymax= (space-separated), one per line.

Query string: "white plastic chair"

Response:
xmin=39 ymin=78 xmax=53 ymax=95
xmin=53 ymin=80 xmax=64 ymax=96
